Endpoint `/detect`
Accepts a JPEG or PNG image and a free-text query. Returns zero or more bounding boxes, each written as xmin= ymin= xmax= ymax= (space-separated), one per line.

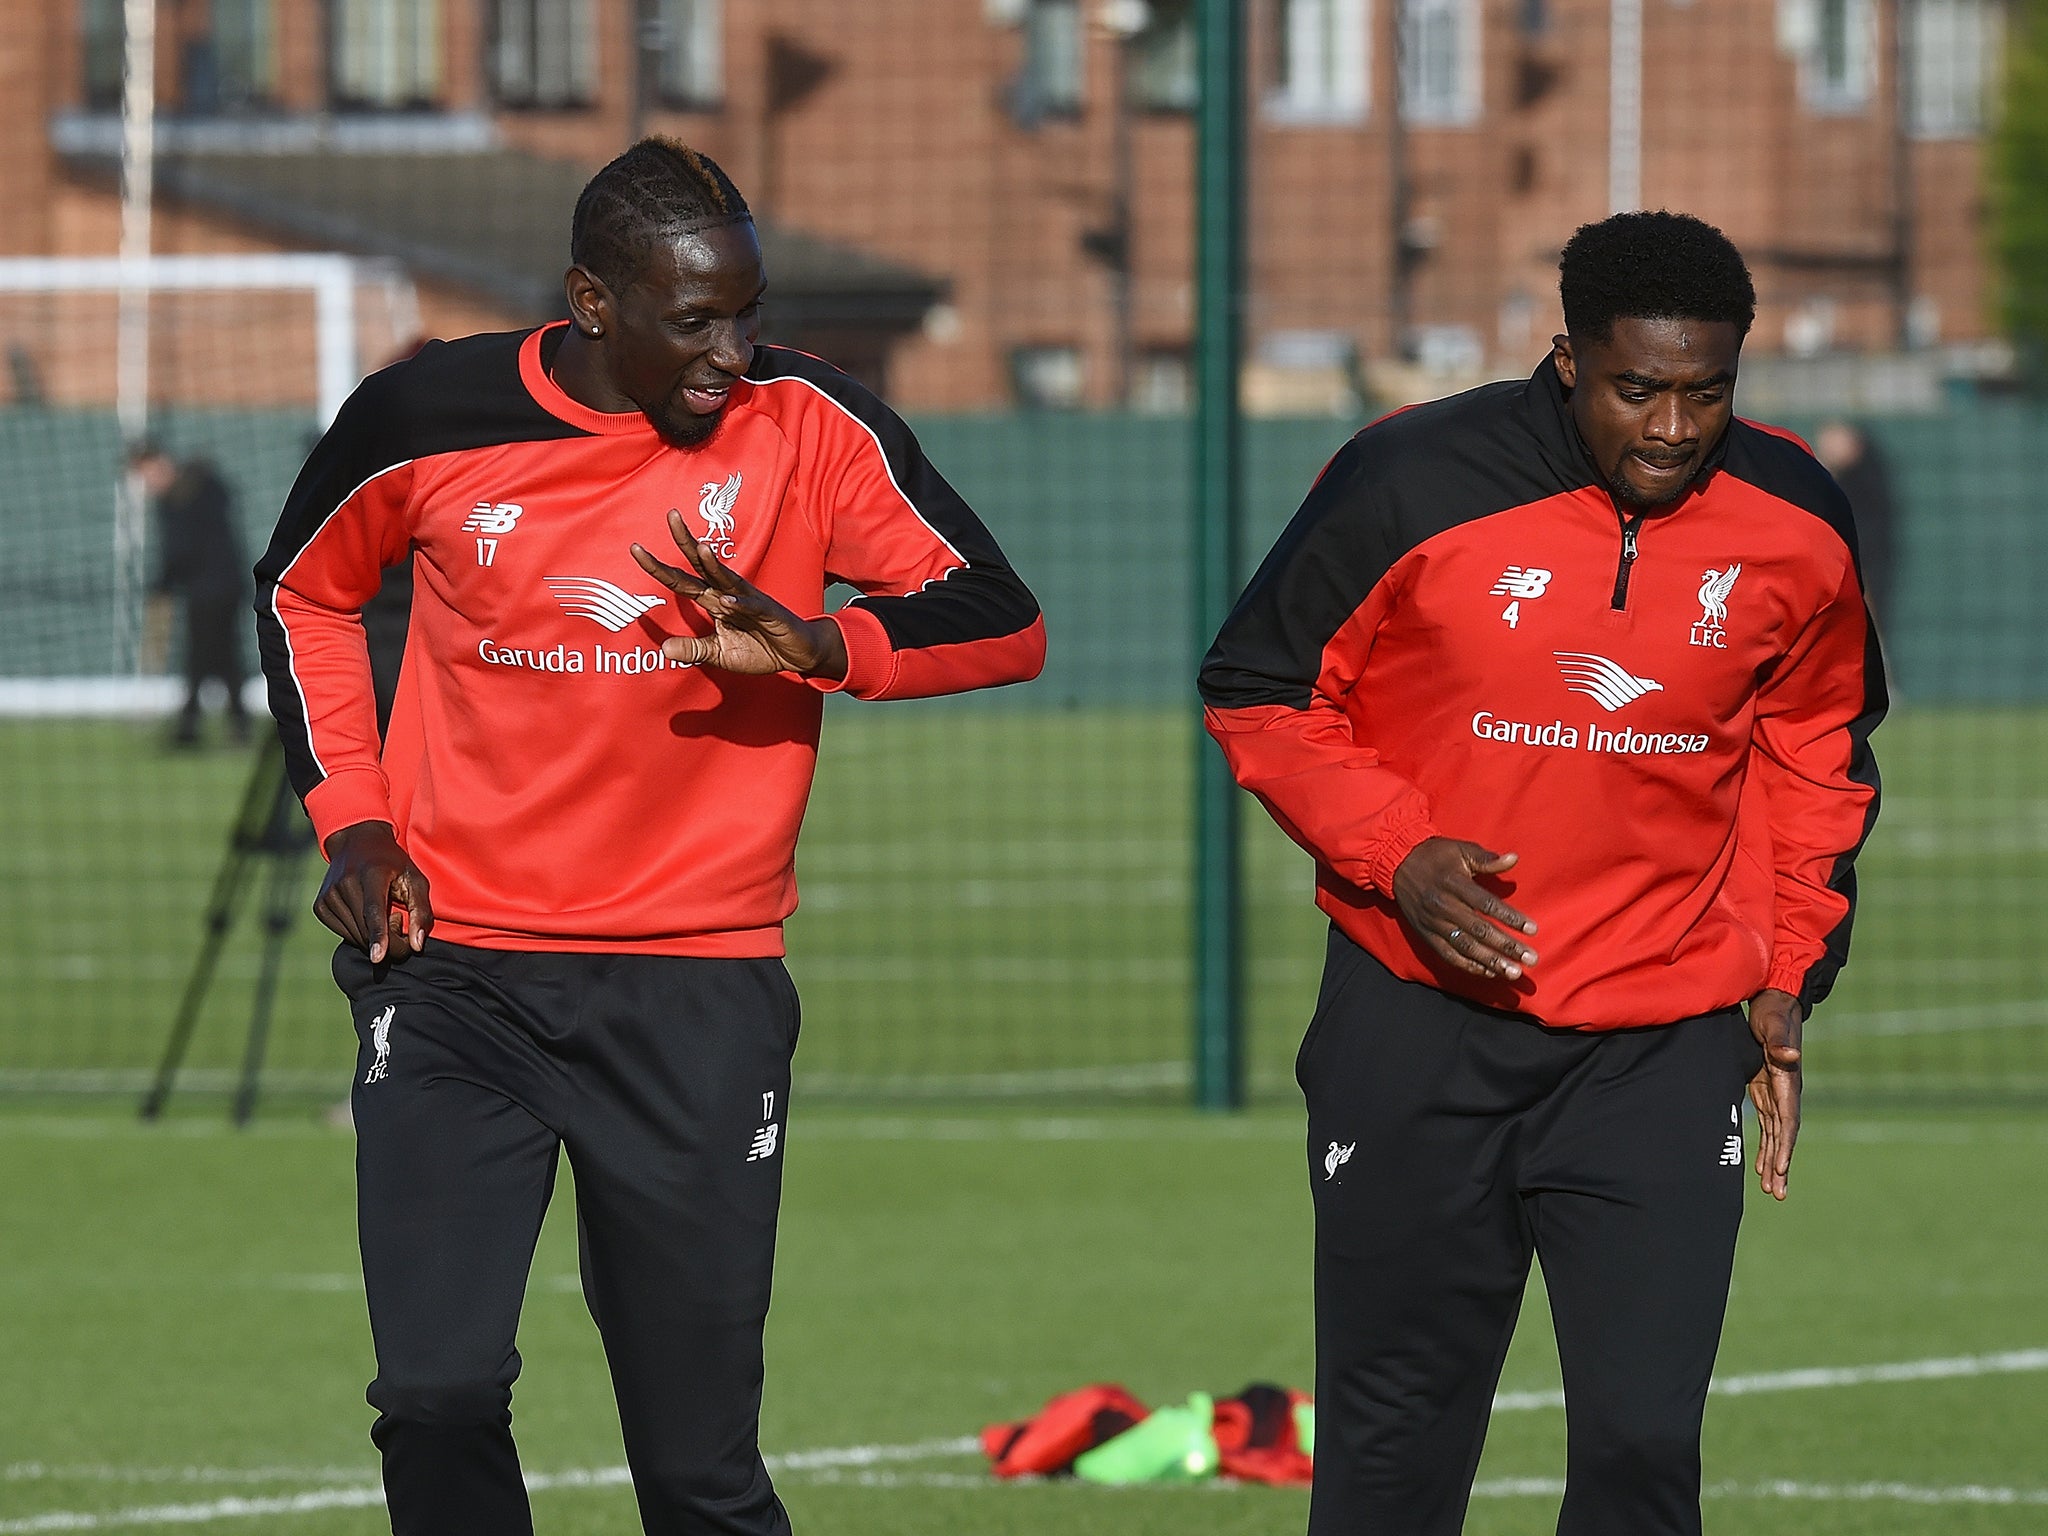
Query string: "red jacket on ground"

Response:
xmin=255 ymin=325 xmax=1045 ymax=956
xmin=1199 ymin=358 xmax=1883 ymax=1028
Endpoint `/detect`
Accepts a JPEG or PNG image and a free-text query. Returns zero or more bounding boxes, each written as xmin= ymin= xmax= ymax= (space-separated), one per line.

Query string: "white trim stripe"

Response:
xmin=264 ymin=458 xmax=414 ymax=783
xmin=749 ymin=369 xmax=968 ymax=581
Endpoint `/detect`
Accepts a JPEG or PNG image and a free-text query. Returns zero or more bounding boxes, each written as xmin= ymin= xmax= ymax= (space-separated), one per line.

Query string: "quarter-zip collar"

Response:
xmin=1519 ymin=351 xmax=1733 ymax=516
xmin=1521 ymin=351 xmax=1735 ymax=612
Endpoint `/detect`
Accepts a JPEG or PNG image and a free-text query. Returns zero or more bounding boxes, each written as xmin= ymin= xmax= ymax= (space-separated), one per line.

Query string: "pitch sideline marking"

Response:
xmin=8 ymin=1352 xmax=2048 ymax=1530
xmin=1490 ymin=1346 xmax=2048 ymax=1412
xmin=8 ymin=1472 xmax=2045 ymax=1528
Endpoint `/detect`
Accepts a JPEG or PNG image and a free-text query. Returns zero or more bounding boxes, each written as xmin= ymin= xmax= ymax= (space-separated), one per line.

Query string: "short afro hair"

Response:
xmin=1559 ymin=211 xmax=1755 ymax=342
xmin=571 ymin=137 xmax=752 ymax=296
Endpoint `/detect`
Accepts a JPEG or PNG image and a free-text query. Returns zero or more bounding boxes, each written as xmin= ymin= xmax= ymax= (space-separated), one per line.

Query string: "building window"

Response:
xmin=1010 ymin=345 xmax=1086 ymax=409
xmin=1400 ymin=0 xmax=1481 ymax=126
xmin=1131 ymin=350 xmax=1191 ymax=412
xmin=491 ymin=0 xmax=596 ymax=108
xmin=1781 ymin=0 xmax=1875 ymax=113
xmin=1014 ymin=0 xmax=1084 ymax=120
xmin=332 ymin=0 xmax=443 ymax=108
xmin=1268 ymin=0 xmax=1369 ymax=123
xmin=1129 ymin=0 xmax=1197 ymax=111
xmin=1912 ymin=0 xmax=1997 ymax=138
xmin=82 ymin=0 xmax=124 ymax=111
xmin=172 ymin=0 xmax=278 ymax=112
xmin=656 ymin=0 xmax=723 ymax=108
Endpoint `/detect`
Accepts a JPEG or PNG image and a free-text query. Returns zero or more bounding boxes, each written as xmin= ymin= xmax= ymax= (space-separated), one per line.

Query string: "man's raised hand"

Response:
xmin=1392 ymin=837 xmax=1539 ymax=981
xmin=1747 ymin=988 xmax=1803 ymax=1201
xmin=630 ymin=509 xmax=848 ymax=680
xmin=317 ymin=820 xmax=432 ymax=964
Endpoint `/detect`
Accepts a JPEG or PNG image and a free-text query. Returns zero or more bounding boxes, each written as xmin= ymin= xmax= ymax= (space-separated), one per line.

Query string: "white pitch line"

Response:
xmin=6 ymin=1355 xmax=2045 ymax=1530
xmin=1711 ymin=1478 xmax=2048 ymax=1506
xmin=1491 ymin=1346 xmax=2048 ymax=1412
xmin=0 ymin=1439 xmax=986 ymax=1532
xmin=1708 ymin=1348 xmax=2048 ymax=1396
xmin=0 ymin=1467 xmax=365 ymax=1487
xmin=766 ymin=1436 xmax=981 ymax=1471
xmin=0 ymin=1486 xmax=389 ymax=1532
xmin=1824 ymin=998 xmax=2048 ymax=1038
xmin=1475 ymin=1478 xmax=2048 ymax=1506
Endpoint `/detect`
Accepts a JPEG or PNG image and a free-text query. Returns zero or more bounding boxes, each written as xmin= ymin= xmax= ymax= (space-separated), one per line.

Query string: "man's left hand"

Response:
xmin=631 ymin=510 xmax=849 ymax=680
xmin=1747 ymin=988 xmax=1803 ymax=1201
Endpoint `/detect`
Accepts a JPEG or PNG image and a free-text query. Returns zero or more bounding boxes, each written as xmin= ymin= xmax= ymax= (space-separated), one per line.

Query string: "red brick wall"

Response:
xmin=10 ymin=0 xmax=2002 ymax=410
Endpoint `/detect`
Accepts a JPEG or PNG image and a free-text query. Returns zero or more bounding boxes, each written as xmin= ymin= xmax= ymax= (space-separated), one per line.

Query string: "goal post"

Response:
xmin=0 ymin=252 xmax=417 ymax=704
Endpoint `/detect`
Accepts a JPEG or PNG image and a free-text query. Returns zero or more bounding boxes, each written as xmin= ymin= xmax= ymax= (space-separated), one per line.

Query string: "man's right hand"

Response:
xmin=316 ymin=821 xmax=432 ymax=964
xmin=1392 ymin=837 xmax=1539 ymax=981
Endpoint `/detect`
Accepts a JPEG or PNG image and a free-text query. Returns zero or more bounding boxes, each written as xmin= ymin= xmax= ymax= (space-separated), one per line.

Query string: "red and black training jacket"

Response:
xmin=1200 ymin=357 xmax=1884 ymax=1029
xmin=254 ymin=324 xmax=1045 ymax=957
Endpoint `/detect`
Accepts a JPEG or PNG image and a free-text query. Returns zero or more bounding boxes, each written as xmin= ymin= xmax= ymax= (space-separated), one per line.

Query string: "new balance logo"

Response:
xmin=1720 ymin=1134 xmax=1744 ymax=1167
xmin=466 ymin=503 xmax=524 ymax=566
xmin=1554 ymin=652 xmax=1664 ymax=713
xmin=546 ymin=577 xmax=666 ymax=632
xmin=1324 ymin=1140 xmax=1355 ymax=1181
xmin=363 ymin=1005 xmax=395 ymax=1085
xmin=748 ymin=1088 xmax=781 ymax=1163
xmin=1489 ymin=566 xmax=1552 ymax=599
xmin=462 ymin=502 xmax=524 ymax=534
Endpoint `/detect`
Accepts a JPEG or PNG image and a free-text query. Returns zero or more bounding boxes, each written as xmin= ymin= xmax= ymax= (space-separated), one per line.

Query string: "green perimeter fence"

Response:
xmin=4 ymin=402 xmax=2047 ymax=1104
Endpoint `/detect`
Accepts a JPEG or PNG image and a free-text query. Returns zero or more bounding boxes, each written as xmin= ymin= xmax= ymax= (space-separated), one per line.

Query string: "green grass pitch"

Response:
xmin=1 ymin=703 xmax=2043 ymax=1102
xmin=1 ymin=1104 xmax=2044 ymax=1533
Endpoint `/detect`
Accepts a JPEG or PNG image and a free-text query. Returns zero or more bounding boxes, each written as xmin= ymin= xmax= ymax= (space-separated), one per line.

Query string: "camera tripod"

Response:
xmin=140 ymin=735 xmax=315 ymax=1126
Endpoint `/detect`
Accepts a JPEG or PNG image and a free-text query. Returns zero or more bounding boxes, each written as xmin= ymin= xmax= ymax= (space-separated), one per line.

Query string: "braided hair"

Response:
xmin=1559 ymin=211 xmax=1756 ymax=342
xmin=571 ymin=138 xmax=753 ymax=295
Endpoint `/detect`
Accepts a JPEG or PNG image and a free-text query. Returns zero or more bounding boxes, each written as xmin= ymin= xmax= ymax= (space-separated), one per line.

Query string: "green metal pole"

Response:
xmin=1192 ymin=0 xmax=1246 ymax=1110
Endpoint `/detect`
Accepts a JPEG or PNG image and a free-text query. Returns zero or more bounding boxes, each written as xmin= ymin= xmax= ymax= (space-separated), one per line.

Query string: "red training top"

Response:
xmin=1199 ymin=358 xmax=1884 ymax=1028
xmin=255 ymin=325 xmax=1046 ymax=956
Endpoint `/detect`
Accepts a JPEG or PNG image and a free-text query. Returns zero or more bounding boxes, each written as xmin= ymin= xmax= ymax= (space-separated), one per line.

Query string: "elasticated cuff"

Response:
xmin=304 ymin=766 xmax=395 ymax=854
xmin=1763 ymin=962 xmax=1811 ymax=1002
xmin=1363 ymin=812 xmax=1442 ymax=897
xmin=804 ymin=605 xmax=897 ymax=699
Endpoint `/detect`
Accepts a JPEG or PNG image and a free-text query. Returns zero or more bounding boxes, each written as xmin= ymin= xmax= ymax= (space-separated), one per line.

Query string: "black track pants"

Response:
xmin=1299 ymin=930 xmax=1763 ymax=1536
xmin=337 ymin=942 xmax=800 ymax=1536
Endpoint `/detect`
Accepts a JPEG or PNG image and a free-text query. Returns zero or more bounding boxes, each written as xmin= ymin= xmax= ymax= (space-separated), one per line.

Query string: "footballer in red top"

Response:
xmin=255 ymin=140 xmax=1042 ymax=1536
xmin=1201 ymin=212 xmax=1882 ymax=1536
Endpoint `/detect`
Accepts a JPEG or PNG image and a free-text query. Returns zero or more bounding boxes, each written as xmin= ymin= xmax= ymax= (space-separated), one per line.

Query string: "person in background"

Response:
xmin=1813 ymin=420 xmax=1898 ymax=622
xmin=134 ymin=441 xmax=251 ymax=747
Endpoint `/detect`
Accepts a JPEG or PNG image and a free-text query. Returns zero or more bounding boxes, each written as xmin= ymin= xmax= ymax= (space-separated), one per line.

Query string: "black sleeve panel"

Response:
xmin=254 ymin=330 xmax=593 ymax=800
xmin=1724 ymin=421 xmax=1862 ymax=555
xmin=1724 ymin=421 xmax=1888 ymax=1014
xmin=749 ymin=347 xmax=1042 ymax=651
xmin=1198 ymin=435 xmax=1395 ymax=710
xmin=255 ymin=330 xmax=588 ymax=595
xmin=1200 ymin=376 xmax=1584 ymax=710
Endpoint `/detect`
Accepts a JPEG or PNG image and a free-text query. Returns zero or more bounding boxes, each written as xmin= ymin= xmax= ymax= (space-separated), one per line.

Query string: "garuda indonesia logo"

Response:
xmin=1554 ymin=652 xmax=1663 ymax=713
xmin=545 ymin=576 xmax=665 ymax=633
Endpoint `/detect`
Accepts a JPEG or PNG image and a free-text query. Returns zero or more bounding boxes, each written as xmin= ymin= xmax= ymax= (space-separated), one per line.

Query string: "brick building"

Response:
xmin=0 ymin=0 xmax=2008 ymax=411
